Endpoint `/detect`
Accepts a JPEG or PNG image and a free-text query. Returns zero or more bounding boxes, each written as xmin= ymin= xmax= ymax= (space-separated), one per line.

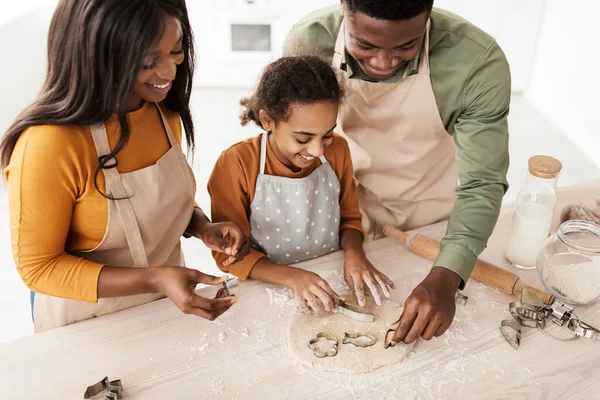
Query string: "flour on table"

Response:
xmin=288 ymin=295 xmax=416 ymax=373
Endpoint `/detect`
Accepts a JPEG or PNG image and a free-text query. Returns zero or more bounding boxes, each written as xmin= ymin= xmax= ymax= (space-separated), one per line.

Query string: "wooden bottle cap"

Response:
xmin=528 ymin=155 xmax=562 ymax=179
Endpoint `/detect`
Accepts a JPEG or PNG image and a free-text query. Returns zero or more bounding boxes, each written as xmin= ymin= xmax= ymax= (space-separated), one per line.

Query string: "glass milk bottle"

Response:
xmin=505 ymin=155 xmax=562 ymax=269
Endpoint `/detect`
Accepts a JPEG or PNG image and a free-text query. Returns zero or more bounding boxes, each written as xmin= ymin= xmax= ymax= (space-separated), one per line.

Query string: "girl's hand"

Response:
xmin=287 ymin=269 xmax=339 ymax=314
xmin=200 ymin=221 xmax=251 ymax=266
xmin=343 ymin=253 xmax=395 ymax=307
xmin=151 ymin=267 xmax=236 ymax=320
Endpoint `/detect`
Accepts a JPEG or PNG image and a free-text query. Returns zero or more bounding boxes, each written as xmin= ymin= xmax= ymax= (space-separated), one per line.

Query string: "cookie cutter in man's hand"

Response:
xmin=384 ymin=321 xmax=400 ymax=349
xmin=455 ymin=291 xmax=468 ymax=306
xmin=334 ymin=299 xmax=374 ymax=322
xmin=84 ymin=376 xmax=123 ymax=399
xmin=308 ymin=332 xmax=340 ymax=358
xmin=342 ymin=332 xmax=377 ymax=348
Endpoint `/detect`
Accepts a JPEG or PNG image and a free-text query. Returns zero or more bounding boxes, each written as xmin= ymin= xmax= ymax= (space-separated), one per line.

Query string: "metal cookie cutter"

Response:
xmin=509 ymin=301 xmax=545 ymax=328
xmin=342 ymin=332 xmax=377 ymax=348
xmin=308 ymin=332 xmax=339 ymax=358
xmin=384 ymin=326 xmax=399 ymax=349
xmin=500 ymin=319 xmax=522 ymax=350
xmin=455 ymin=290 xmax=469 ymax=306
xmin=568 ymin=319 xmax=599 ymax=341
xmin=222 ymin=275 xmax=239 ymax=297
xmin=536 ymin=302 xmax=580 ymax=342
xmin=84 ymin=376 xmax=123 ymax=400
xmin=334 ymin=299 xmax=374 ymax=323
xmin=501 ymin=295 xmax=600 ymax=349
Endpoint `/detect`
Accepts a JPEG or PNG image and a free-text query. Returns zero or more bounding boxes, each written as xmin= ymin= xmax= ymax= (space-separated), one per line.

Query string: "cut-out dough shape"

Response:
xmin=308 ymin=332 xmax=339 ymax=358
xmin=289 ymin=296 xmax=417 ymax=373
xmin=342 ymin=332 xmax=377 ymax=348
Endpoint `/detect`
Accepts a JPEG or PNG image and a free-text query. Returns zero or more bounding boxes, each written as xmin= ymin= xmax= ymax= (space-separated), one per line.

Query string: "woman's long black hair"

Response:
xmin=0 ymin=0 xmax=195 ymax=195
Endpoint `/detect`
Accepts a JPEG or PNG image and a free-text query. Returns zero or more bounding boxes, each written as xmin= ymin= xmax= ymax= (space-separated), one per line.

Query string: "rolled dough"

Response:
xmin=288 ymin=296 xmax=416 ymax=373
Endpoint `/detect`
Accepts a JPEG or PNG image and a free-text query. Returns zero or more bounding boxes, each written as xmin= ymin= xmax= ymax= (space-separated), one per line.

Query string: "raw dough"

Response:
xmin=288 ymin=295 xmax=416 ymax=373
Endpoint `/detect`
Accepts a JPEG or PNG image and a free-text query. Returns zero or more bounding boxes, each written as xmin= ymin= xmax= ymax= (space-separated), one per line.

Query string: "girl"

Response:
xmin=1 ymin=0 xmax=250 ymax=332
xmin=208 ymin=56 xmax=395 ymax=313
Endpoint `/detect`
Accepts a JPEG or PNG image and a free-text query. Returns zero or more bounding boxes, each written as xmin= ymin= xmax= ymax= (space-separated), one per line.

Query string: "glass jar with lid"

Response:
xmin=505 ymin=155 xmax=562 ymax=269
xmin=537 ymin=220 xmax=600 ymax=305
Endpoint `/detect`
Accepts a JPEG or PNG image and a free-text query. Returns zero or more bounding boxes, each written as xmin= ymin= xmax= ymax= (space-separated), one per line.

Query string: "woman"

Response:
xmin=1 ymin=0 xmax=250 ymax=332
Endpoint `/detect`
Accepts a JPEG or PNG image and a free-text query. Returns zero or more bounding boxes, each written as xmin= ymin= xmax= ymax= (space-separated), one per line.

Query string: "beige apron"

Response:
xmin=332 ymin=20 xmax=458 ymax=240
xmin=32 ymin=104 xmax=196 ymax=332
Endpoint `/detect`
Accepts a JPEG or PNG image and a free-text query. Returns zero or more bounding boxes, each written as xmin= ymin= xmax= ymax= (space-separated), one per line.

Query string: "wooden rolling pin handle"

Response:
xmin=383 ymin=225 xmax=555 ymax=304
xmin=514 ymin=280 xmax=555 ymax=305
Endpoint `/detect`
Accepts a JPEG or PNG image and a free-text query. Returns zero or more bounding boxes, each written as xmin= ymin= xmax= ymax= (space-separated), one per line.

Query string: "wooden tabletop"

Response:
xmin=1 ymin=181 xmax=598 ymax=400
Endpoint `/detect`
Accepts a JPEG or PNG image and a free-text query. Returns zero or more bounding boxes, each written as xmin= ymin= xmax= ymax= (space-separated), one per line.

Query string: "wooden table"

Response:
xmin=1 ymin=181 xmax=599 ymax=399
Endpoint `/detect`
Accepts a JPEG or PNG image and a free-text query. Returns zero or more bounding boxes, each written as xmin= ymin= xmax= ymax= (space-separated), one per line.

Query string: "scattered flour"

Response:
xmin=210 ymin=377 xmax=225 ymax=394
xmin=545 ymin=261 xmax=600 ymax=303
xmin=266 ymin=287 xmax=295 ymax=306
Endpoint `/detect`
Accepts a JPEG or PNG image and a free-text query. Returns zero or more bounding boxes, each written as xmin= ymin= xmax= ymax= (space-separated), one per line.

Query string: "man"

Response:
xmin=284 ymin=0 xmax=510 ymax=345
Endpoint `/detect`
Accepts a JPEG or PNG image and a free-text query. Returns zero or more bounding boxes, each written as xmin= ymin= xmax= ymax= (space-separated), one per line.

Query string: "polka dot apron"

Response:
xmin=249 ymin=133 xmax=341 ymax=264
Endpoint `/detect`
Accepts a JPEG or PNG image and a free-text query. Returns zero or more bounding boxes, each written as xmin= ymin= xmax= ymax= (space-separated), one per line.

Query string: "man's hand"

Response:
xmin=389 ymin=267 xmax=462 ymax=345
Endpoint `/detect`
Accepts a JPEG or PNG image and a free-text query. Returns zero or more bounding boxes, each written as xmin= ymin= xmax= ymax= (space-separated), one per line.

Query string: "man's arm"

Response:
xmin=433 ymin=39 xmax=511 ymax=288
xmin=390 ymin=40 xmax=511 ymax=345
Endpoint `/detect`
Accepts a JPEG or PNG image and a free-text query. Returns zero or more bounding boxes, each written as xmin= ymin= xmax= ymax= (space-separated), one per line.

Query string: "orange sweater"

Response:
xmin=5 ymin=103 xmax=185 ymax=302
xmin=208 ymin=133 xmax=363 ymax=279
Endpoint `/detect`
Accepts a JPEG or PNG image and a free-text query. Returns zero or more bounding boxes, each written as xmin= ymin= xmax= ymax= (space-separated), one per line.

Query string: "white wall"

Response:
xmin=191 ymin=0 xmax=545 ymax=90
xmin=0 ymin=3 xmax=56 ymax=134
xmin=525 ymin=0 xmax=600 ymax=170
xmin=436 ymin=0 xmax=544 ymax=93
xmin=0 ymin=0 xmax=546 ymax=132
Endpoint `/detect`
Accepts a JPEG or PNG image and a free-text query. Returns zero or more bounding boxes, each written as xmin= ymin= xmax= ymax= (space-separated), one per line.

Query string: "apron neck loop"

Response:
xmin=417 ymin=19 xmax=432 ymax=75
xmin=332 ymin=19 xmax=346 ymax=69
xmin=259 ymin=132 xmax=269 ymax=174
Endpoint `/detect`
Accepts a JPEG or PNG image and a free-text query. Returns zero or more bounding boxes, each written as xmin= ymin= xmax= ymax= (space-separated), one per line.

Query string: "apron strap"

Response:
xmin=417 ymin=19 xmax=432 ymax=75
xmin=332 ymin=19 xmax=346 ymax=69
xmin=259 ymin=132 xmax=268 ymax=174
xmin=156 ymin=104 xmax=178 ymax=147
xmin=88 ymin=113 xmax=166 ymax=267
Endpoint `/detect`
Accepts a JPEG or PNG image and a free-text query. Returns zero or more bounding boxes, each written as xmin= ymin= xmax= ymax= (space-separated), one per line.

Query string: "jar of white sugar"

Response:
xmin=537 ymin=220 xmax=600 ymax=305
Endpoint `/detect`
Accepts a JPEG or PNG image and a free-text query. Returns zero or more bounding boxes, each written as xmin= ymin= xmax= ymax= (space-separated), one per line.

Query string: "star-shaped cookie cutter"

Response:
xmin=308 ymin=332 xmax=339 ymax=358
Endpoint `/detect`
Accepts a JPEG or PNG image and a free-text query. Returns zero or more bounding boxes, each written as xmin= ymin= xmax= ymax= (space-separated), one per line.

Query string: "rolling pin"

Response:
xmin=383 ymin=225 xmax=555 ymax=305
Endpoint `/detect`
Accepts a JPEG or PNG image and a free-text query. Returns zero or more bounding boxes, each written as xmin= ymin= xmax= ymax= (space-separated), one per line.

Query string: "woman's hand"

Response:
xmin=151 ymin=267 xmax=236 ymax=320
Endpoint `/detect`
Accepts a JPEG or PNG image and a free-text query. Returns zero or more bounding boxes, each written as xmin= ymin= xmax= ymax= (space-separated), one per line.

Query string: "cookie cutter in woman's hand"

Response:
xmin=334 ymin=299 xmax=374 ymax=322
xmin=84 ymin=376 xmax=123 ymax=399
xmin=222 ymin=275 xmax=239 ymax=297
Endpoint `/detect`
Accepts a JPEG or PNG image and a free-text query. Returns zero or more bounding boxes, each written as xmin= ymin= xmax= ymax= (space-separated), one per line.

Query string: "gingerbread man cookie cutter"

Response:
xmin=84 ymin=376 xmax=123 ymax=400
